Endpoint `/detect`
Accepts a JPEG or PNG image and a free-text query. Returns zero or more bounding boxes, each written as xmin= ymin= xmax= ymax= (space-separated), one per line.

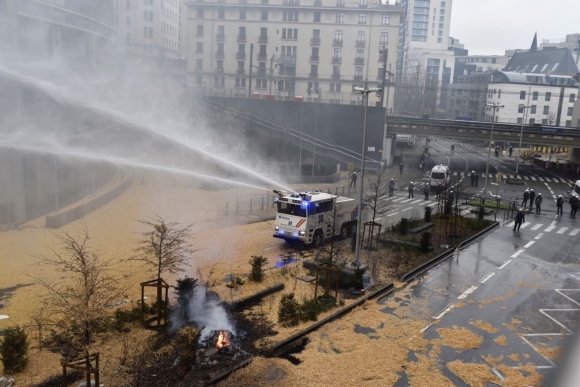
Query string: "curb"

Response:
xmin=457 ymin=221 xmax=500 ymax=250
xmin=399 ymin=248 xmax=455 ymax=284
xmin=266 ymin=282 xmax=395 ymax=358
xmin=225 ymin=283 xmax=285 ymax=311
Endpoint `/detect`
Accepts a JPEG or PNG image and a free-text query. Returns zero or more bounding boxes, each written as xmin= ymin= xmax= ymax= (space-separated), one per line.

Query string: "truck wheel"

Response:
xmin=340 ymin=226 xmax=348 ymax=240
xmin=313 ymin=231 xmax=323 ymax=247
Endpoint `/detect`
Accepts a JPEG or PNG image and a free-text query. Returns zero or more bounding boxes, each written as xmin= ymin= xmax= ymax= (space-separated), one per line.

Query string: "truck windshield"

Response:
xmin=277 ymin=202 xmax=307 ymax=218
xmin=432 ymin=172 xmax=446 ymax=179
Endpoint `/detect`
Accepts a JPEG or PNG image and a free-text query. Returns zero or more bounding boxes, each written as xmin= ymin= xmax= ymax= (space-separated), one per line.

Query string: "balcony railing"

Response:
xmin=355 ymin=57 xmax=364 ymax=65
xmin=333 ymin=39 xmax=343 ymax=46
xmin=215 ymin=68 xmax=224 ymax=73
xmin=215 ymin=51 xmax=225 ymax=58
xmin=257 ymin=69 xmax=267 ymax=76
xmin=309 ymin=72 xmax=318 ymax=78
xmin=237 ymin=35 xmax=246 ymax=42
xmin=356 ymin=40 xmax=366 ymax=47
xmin=353 ymin=75 xmax=363 ymax=81
xmin=236 ymin=69 xmax=245 ymax=74
xmin=331 ymin=73 xmax=341 ymax=80
xmin=258 ymin=52 xmax=267 ymax=60
xmin=236 ymin=52 xmax=246 ymax=59
xmin=216 ymin=34 xmax=225 ymax=41
xmin=258 ymin=35 xmax=268 ymax=43
xmin=332 ymin=56 xmax=342 ymax=64
xmin=311 ymin=37 xmax=321 ymax=45
xmin=310 ymin=55 xmax=319 ymax=62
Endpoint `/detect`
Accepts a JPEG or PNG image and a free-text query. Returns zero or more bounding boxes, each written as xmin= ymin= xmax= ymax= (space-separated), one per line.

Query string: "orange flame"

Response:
xmin=216 ymin=331 xmax=230 ymax=349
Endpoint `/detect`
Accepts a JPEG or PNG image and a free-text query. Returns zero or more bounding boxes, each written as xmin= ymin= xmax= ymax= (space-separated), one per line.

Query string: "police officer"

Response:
xmin=529 ymin=189 xmax=536 ymax=210
xmin=389 ymin=178 xmax=395 ymax=196
xmin=522 ymin=189 xmax=530 ymax=208
xmin=470 ymin=171 xmax=475 ymax=186
xmin=513 ymin=208 xmax=525 ymax=232
xmin=535 ymin=193 xmax=543 ymax=214
xmin=408 ymin=182 xmax=414 ymax=198
xmin=556 ymin=195 xmax=564 ymax=216
xmin=423 ymin=184 xmax=429 ymax=200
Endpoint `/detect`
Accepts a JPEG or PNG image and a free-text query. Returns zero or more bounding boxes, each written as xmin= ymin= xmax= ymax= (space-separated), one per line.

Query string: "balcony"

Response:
xmin=353 ymin=75 xmax=363 ymax=81
xmin=332 ymin=56 xmax=342 ymax=64
xmin=215 ymin=68 xmax=224 ymax=73
xmin=309 ymin=72 xmax=319 ymax=78
xmin=310 ymin=55 xmax=319 ymax=62
xmin=258 ymin=52 xmax=267 ymax=60
xmin=310 ymin=37 xmax=321 ymax=45
xmin=333 ymin=39 xmax=343 ymax=47
xmin=237 ymin=35 xmax=246 ymax=42
xmin=331 ymin=73 xmax=341 ymax=80
xmin=236 ymin=69 xmax=245 ymax=74
xmin=355 ymin=40 xmax=366 ymax=47
xmin=215 ymin=51 xmax=225 ymax=58
xmin=258 ymin=35 xmax=268 ymax=43
xmin=236 ymin=52 xmax=246 ymax=59
xmin=216 ymin=34 xmax=225 ymax=41
xmin=355 ymin=57 xmax=364 ymax=65
xmin=257 ymin=69 xmax=267 ymax=77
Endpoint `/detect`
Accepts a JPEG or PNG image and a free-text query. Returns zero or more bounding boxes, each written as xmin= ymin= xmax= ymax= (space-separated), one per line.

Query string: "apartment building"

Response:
xmin=486 ymin=71 xmax=578 ymax=127
xmin=183 ymin=0 xmax=402 ymax=106
xmin=117 ymin=0 xmax=184 ymax=63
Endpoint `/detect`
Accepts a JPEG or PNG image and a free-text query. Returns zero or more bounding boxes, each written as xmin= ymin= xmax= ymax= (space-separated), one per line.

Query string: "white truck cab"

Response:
xmin=429 ymin=164 xmax=451 ymax=190
xmin=272 ymin=190 xmax=362 ymax=246
xmin=572 ymin=180 xmax=580 ymax=196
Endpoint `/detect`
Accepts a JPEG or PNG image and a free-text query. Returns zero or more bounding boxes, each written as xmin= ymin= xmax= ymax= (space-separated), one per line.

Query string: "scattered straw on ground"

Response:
xmin=469 ymin=320 xmax=500 ymax=333
xmin=508 ymin=353 xmax=520 ymax=362
xmin=536 ymin=346 xmax=563 ymax=361
xmin=483 ymin=354 xmax=503 ymax=366
xmin=446 ymin=360 xmax=497 ymax=387
xmin=496 ymin=364 xmax=543 ymax=387
xmin=479 ymin=290 xmax=518 ymax=304
xmin=436 ymin=326 xmax=483 ymax=350
xmin=494 ymin=335 xmax=508 ymax=346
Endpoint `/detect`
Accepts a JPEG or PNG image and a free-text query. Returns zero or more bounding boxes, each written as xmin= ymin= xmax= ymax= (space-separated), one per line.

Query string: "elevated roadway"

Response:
xmin=386 ymin=116 xmax=580 ymax=147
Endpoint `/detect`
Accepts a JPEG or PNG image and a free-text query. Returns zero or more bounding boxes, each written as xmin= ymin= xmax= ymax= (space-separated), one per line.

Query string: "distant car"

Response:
xmin=429 ymin=165 xmax=451 ymax=190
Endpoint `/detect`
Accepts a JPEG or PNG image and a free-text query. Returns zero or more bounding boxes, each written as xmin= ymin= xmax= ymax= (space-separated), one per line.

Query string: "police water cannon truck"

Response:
xmin=272 ymin=190 xmax=364 ymax=246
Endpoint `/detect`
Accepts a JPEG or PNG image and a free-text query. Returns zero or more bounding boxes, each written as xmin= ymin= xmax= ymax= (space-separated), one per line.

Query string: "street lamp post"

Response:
xmin=516 ymin=104 xmax=530 ymax=178
xmin=353 ymin=85 xmax=382 ymax=267
xmin=482 ymin=102 xmax=504 ymax=205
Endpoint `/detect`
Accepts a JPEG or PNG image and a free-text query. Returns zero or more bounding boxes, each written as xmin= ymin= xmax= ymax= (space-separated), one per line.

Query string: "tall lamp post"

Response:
xmin=353 ymin=85 xmax=382 ymax=267
xmin=482 ymin=102 xmax=504 ymax=205
xmin=515 ymin=104 xmax=530 ymax=178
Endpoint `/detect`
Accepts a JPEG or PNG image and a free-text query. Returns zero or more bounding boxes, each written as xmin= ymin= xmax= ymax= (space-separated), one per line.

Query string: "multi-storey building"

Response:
xmin=183 ymin=0 xmax=402 ymax=107
xmin=485 ymin=71 xmax=578 ymax=127
xmin=0 ymin=0 xmax=117 ymax=63
xmin=445 ymin=72 xmax=490 ymax=121
xmin=453 ymin=55 xmax=508 ymax=81
xmin=117 ymin=0 xmax=184 ymax=65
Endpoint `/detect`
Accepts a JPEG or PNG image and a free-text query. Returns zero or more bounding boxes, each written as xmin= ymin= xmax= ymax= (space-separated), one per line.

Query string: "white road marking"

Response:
xmin=524 ymin=176 xmax=529 ymax=180
xmin=520 ymin=223 xmax=530 ymax=229
xmin=566 ymin=179 xmax=575 ymax=184
xmin=557 ymin=227 xmax=569 ymax=234
xmin=570 ymin=229 xmax=580 ymax=236
xmin=524 ymin=241 xmax=535 ymax=248
xmin=531 ymin=176 xmax=537 ymax=181
xmin=392 ymin=197 xmax=406 ymax=202
xmin=480 ymin=272 xmax=496 ymax=284
xmin=535 ymin=233 xmax=544 ymax=240
xmin=432 ymin=303 xmax=454 ymax=319
xmin=402 ymin=207 xmax=413 ymax=212
xmin=531 ymin=224 xmax=543 ymax=230
xmin=544 ymin=222 xmax=557 ymax=232
xmin=497 ymin=260 xmax=512 ymax=269
xmin=507 ymin=221 xmax=515 ymax=227
xmin=458 ymin=286 xmax=478 ymax=299
xmin=410 ymin=199 xmax=424 ymax=204
xmin=511 ymin=250 xmax=523 ymax=258
xmin=492 ymin=368 xmax=505 ymax=382
xmin=420 ymin=324 xmax=432 ymax=333
xmin=401 ymin=198 xmax=415 ymax=203
xmin=538 ymin=177 xmax=545 ymax=181
xmin=386 ymin=212 xmax=399 ymax=217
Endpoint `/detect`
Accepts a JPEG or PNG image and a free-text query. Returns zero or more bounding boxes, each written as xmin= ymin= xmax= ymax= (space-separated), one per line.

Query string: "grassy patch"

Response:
xmin=467 ymin=200 xmax=511 ymax=210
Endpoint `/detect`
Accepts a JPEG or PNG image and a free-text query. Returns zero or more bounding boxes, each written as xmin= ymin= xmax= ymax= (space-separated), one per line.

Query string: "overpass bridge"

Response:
xmin=385 ymin=116 xmax=580 ymax=147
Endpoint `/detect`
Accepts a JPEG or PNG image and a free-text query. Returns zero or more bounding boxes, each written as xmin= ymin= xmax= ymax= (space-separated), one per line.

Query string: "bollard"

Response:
xmin=261 ymin=196 xmax=264 ymax=210
xmin=226 ymin=202 xmax=229 ymax=216
xmin=250 ymin=198 xmax=253 ymax=213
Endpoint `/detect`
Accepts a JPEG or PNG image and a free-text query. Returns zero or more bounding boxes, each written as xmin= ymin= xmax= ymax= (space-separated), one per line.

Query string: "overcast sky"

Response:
xmin=449 ymin=0 xmax=580 ymax=56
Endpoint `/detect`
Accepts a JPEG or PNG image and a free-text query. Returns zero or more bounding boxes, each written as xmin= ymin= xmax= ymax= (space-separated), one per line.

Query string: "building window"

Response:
xmin=545 ymin=92 xmax=551 ymax=101
xmin=358 ymin=13 xmax=367 ymax=24
xmin=217 ymin=60 xmax=224 ymax=71
xmin=518 ymin=106 xmax=524 ymax=113
xmin=519 ymin=91 xmax=526 ymax=100
xmin=310 ymin=64 xmax=318 ymax=76
xmin=439 ymin=16 xmax=444 ymax=22
xmin=541 ymin=119 xmax=548 ymax=125
xmin=235 ymin=78 xmax=247 ymax=87
xmin=440 ymin=8 xmax=445 ymax=14
xmin=543 ymin=106 xmax=549 ymax=115
xmin=357 ymin=31 xmax=365 ymax=42
xmin=126 ymin=0 xmax=131 ymax=10
xmin=382 ymin=14 xmax=389 ymax=25
xmin=197 ymin=8 xmax=204 ymax=18
xmin=333 ymin=65 xmax=340 ymax=75
xmin=329 ymin=83 xmax=341 ymax=92
xmin=195 ymin=59 xmax=203 ymax=70
xmin=335 ymin=30 xmax=343 ymax=41
xmin=360 ymin=0 xmax=367 ymax=6
xmin=197 ymin=25 xmax=203 ymax=36
xmin=336 ymin=0 xmax=344 ymax=5
xmin=355 ymin=67 xmax=362 ymax=77
xmin=239 ymin=26 xmax=246 ymax=38
xmin=144 ymin=0 xmax=153 ymax=4
xmin=126 ymin=16 xmax=130 ymax=26
xmin=196 ymin=42 xmax=203 ymax=53
xmin=356 ymin=49 xmax=364 ymax=58
xmin=336 ymin=13 xmax=344 ymax=23
xmin=570 ymin=94 xmax=576 ymax=103
xmin=195 ymin=76 xmax=202 ymax=85
xmin=531 ymin=105 xmax=537 ymax=114
xmin=380 ymin=32 xmax=388 ymax=44
xmin=261 ymin=10 xmax=268 ymax=20
xmin=218 ymin=8 xmax=225 ymax=18
xmin=283 ymin=11 xmax=299 ymax=21
xmin=529 ymin=118 xmax=535 ymax=125
xmin=239 ymin=9 xmax=246 ymax=19
xmin=517 ymin=118 xmax=522 ymax=124
xmin=566 ymin=120 xmax=572 ymax=127
xmin=314 ymin=11 xmax=321 ymax=22
xmin=334 ymin=48 xmax=341 ymax=57
xmin=144 ymin=10 xmax=153 ymax=21
xmin=437 ymin=37 xmax=442 ymax=43
xmin=532 ymin=91 xmax=538 ymax=100
xmin=568 ymin=107 xmax=574 ymax=116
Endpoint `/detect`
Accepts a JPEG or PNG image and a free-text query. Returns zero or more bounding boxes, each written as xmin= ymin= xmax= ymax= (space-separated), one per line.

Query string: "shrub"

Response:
xmin=424 ymin=206 xmax=432 ymax=222
xmin=278 ymin=293 xmax=301 ymax=327
xmin=399 ymin=218 xmax=409 ymax=235
xmin=249 ymin=255 xmax=269 ymax=282
xmin=420 ymin=232 xmax=432 ymax=253
xmin=477 ymin=205 xmax=485 ymax=221
xmin=0 ymin=326 xmax=29 ymax=374
xmin=177 ymin=326 xmax=201 ymax=372
xmin=113 ymin=306 xmax=143 ymax=332
xmin=353 ymin=267 xmax=364 ymax=289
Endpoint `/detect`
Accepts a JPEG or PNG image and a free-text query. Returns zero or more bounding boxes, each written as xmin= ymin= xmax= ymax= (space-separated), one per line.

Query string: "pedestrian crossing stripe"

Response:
xmin=410 ymin=199 xmax=424 ymax=204
xmin=401 ymin=198 xmax=415 ymax=203
xmin=531 ymin=177 xmax=537 ymax=181
xmin=520 ymin=223 xmax=530 ymax=229
xmin=392 ymin=197 xmax=406 ymax=202
xmin=567 ymin=179 xmax=575 ymax=185
xmin=557 ymin=227 xmax=569 ymax=234
xmin=538 ymin=177 xmax=545 ymax=182
xmin=571 ymin=229 xmax=580 ymax=236
xmin=531 ymin=224 xmax=543 ymax=230
xmin=524 ymin=176 xmax=529 ymax=180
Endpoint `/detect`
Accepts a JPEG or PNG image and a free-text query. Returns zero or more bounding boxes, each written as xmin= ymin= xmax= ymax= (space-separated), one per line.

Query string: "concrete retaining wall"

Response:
xmin=45 ymin=178 xmax=132 ymax=228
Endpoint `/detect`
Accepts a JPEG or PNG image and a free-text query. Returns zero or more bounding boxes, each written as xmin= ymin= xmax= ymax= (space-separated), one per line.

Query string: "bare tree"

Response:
xmin=547 ymin=112 xmax=557 ymax=125
xmin=364 ymin=169 xmax=392 ymax=224
xmin=394 ymin=64 xmax=439 ymax=117
xmin=131 ymin=215 xmax=195 ymax=324
xmin=34 ymin=229 xmax=124 ymax=367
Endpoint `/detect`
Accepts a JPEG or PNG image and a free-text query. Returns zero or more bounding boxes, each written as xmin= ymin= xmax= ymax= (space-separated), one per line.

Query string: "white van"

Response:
xmin=572 ymin=180 xmax=580 ymax=196
xmin=430 ymin=165 xmax=450 ymax=190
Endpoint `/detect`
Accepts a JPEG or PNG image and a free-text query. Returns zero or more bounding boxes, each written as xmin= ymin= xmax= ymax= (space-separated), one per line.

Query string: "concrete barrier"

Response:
xmin=46 ymin=178 xmax=132 ymax=228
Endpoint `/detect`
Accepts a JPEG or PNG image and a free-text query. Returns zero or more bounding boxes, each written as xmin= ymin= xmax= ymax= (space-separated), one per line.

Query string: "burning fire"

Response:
xmin=216 ymin=330 xmax=230 ymax=349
